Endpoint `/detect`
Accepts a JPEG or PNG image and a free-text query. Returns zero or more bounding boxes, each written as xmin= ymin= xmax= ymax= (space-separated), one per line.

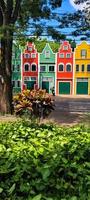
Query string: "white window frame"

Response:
xmin=31 ymin=53 xmax=36 ymax=58
xmin=49 ymin=65 xmax=55 ymax=72
xmin=81 ymin=49 xmax=87 ymax=58
xmin=59 ymin=53 xmax=64 ymax=58
xmin=76 ymin=64 xmax=79 ymax=72
xmin=66 ymin=63 xmax=72 ymax=72
xmin=63 ymin=45 xmax=68 ymax=50
xmin=28 ymin=47 xmax=32 ymax=51
xmin=24 ymin=63 xmax=30 ymax=72
xmin=24 ymin=53 xmax=30 ymax=59
xmin=45 ymin=50 xmax=50 ymax=58
xmin=31 ymin=63 xmax=37 ymax=72
xmin=17 ymin=80 xmax=21 ymax=88
xmin=66 ymin=53 xmax=71 ymax=58
xmin=58 ymin=63 xmax=64 ymax=72
xmin=40 ymin=66 xmax=46 ymax=72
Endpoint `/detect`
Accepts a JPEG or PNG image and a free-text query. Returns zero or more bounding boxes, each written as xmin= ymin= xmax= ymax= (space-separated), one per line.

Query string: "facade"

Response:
xmin=22 ymin=42 xmax=38 ymax=90
xmin=12 ymin=43 xmax=21 ymax=93
xmin=74 ymin=41 xmax=90 ymax=95
xmin=39 ymin=43 xmax=56 ymax=94
xmin=56 ymin=41 xmax=73 ymax=95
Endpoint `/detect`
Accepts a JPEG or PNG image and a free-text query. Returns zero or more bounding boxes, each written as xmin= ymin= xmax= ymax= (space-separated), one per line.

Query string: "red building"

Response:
xmin=56 ymin=41 xmax=73 ymax=95
xmin=22 ymin=42 xmax=38 ymax=90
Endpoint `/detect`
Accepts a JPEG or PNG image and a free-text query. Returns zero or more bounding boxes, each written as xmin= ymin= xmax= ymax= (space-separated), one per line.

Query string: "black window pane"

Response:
xmin=49 ymin=66 xmax=54 ymax=72
xmin=59 ymin=65 xmax=63 ymax=71
xmin=32 ymin=65 xmax=36 ymax=71
xmin=76 ymin=65 xmax=79 ymax=72
xmin=12 ymin=65 xmax=15 ymax=71
xmin=17 ymin=65 xmax=20 ymax=71
xmin=87 ymin=65 xmax=90 ymax=71
xmin=12 ymin=81 xmax=15 ymax=87
xmin=17 ymin=81 xmax=21 ymax=87
xmin=25 ymin=64 xmax=29 ymax=71
xmin=66 ymin=65 xmax=71 ymax=72
xmin=40 ymin=66 xmax=46 ymax=72
xmin=82 ymin=65 xmax=84 ymax=72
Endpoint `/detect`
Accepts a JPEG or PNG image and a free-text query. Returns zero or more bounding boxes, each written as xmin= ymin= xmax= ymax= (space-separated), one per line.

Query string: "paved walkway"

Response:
xmin=46 ymin=95 xmax=90 ymax=125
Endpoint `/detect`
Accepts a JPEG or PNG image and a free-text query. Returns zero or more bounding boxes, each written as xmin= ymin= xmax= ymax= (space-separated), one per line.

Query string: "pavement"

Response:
xmin=46 ymin=95 xmax=90 ymax=126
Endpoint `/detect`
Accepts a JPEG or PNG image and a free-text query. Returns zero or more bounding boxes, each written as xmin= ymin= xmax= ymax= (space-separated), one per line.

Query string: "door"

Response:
xmin=24 ymin=81 xmax=36 ymax=90
xmin=42 ymin=81 xmax=49 ymax=93
xmin=76 ymin=79 xmax=88 ymax=94
xmin=59 ymin=82 xmax=70 ymax=94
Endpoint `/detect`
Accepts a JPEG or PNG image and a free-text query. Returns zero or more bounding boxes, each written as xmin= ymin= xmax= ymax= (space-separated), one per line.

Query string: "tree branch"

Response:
xmin=0 ymin=8 xmax=3 ymax=26
xmin=7 ymin=0 xmax=13 ymax=21
xmin=11 ymin=0 xmax=22 ymax=24
xmin=0 ymin=0 xmax=6 ymax=12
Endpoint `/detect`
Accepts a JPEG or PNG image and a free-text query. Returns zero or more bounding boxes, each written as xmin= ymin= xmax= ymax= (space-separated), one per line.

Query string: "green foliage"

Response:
xmin=34 ymin=40 xmax=60 ymax=53
xmin=13 ymin=89 xmax=54 ymax=119
xmin=0 ymin=121 xmax=90 ymax=199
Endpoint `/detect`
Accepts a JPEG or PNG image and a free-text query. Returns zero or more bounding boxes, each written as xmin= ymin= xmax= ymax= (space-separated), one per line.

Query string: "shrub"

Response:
xmin=13 ymin=89 xmax=54 ymax=119
xmin=0 ymin=121 xmax=90 ymax=199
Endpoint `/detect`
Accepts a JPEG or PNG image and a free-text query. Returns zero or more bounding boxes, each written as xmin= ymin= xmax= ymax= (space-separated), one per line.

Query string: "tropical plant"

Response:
xmin=13 ymin=89 xmax=54 ymax=119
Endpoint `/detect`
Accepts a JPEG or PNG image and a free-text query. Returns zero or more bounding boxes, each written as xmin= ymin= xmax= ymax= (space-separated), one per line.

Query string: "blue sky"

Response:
xmin=29 ymin=0 xmax=88 ymax=43
xmin=56 ymin=0 xmax=75 ymax=13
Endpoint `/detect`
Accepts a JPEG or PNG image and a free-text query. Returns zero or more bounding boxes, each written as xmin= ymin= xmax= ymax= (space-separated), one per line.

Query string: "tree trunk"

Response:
xmin=0 ymin=30 xmax=13 ymax=114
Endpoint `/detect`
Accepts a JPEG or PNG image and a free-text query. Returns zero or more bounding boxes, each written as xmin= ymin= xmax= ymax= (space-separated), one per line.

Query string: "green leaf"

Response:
xmin=32 ymin=194 xmax=42 ymax=200
xmin=70 ymin=197 xmax=77 ymax=200
xmin=0 ymin=188 xmax=3 ymax=193
xmin=8 ymin=183 xmax=16 ymax=194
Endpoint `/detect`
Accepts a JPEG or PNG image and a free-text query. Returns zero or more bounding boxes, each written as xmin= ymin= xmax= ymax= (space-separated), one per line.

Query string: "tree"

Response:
xmin=0 ymin=0 xmax=62 ymax=114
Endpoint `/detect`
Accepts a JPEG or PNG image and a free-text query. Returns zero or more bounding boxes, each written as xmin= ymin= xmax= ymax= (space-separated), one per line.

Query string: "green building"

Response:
xmin=12 ymin=43 xmax=21 ymax=93
xmin=39 ymin=43 xmax=56 ymax=94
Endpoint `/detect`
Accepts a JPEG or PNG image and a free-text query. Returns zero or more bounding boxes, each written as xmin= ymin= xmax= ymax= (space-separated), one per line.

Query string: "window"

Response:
xmin=66 ymin=64 xmax=71 ymax=72
xmin=40 ymin=66 xmax=46 ymax=72
xmin=81 ymin=64 xmax=85 ymax=72
xmin=31 ymin=53 xmax=36 ymax=58
xmin=87 ymin=64 xmax=90 ymax=71
xmin=76 ymin=64 xmax=79 ymax=72
xmin=63 ymin=46 xmax=68 ymax=50
xmin=24 ymin=53 xmax=30 ymax=58
xmin=59 ymin=53 xmax=64 ymax=58
xmin=17 ymin=65 xmax=20 ymax=71
xmin=31 ymin=77 xmax=36 ymax=81
xmin=45 ymin=51 xmax=50 ymax=58
xmin=49 ymin=66 xmax=54 ymax=72
xmin=12 ymin=80 xmax=15 ymax=87
xmin=28 ymin=47 xmax=32 ymax=51
xmin=17 ymin=81 xmax=21 ymax=87
xmin=24 ymin=77 xmax=29 ymax=81
xmin=12 ymin=65 xmax=15 ymax=71
xmin=58 ymin=64 xmax=64 ymax=71
xmin=24 ymin=64 xmax=29 ymax=71
xmin=31 ymin=64 xmax=36 ymax=71
xmin=66 ymin=53 xmax=71 ymax=58
xmin=81 ymin=50 xmax=87 ymax=58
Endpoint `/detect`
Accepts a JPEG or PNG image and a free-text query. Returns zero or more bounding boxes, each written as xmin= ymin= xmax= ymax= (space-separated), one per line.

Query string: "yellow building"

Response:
xmin=74 ymin=41 xmax=90 ymax=95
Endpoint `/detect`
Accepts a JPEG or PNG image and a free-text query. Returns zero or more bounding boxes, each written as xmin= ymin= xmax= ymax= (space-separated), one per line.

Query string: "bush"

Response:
xmin=13 ymin=89 xmax=54 ymax=120
xmin=0 ymin=121 xmax=90 ymax=199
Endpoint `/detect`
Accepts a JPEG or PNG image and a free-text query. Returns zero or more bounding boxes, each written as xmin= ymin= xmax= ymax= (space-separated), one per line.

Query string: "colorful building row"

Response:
xmin=12 ymin=41 xmax=90 ymax=95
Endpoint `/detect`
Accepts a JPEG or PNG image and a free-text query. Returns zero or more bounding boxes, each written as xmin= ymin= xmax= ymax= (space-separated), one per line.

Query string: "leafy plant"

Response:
xmin=0 ymin=121 xmax=90 ymax=199
xmin=13 ymin=89 xmax=54 ymax=120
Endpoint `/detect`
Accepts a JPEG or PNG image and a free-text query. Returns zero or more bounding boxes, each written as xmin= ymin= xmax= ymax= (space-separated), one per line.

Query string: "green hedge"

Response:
xmin=0 ymin=121 xmax=90 ymax=200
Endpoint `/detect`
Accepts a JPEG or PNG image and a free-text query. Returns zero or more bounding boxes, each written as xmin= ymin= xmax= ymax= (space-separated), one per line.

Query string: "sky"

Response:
xmin=28 ymin=0 xmax=89 ymax=43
